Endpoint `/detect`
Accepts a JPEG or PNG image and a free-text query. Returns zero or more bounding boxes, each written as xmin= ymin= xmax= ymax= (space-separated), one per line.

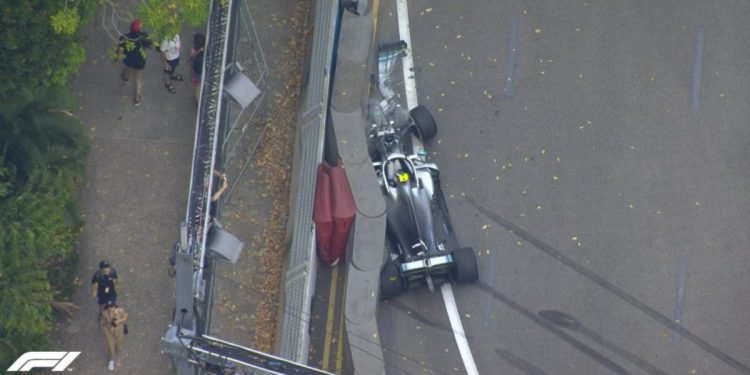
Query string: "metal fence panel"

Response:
xmin=279 ymin=0 xmax=339 ymax=364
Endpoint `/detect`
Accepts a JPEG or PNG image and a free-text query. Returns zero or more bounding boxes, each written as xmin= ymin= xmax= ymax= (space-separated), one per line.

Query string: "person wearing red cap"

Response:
xmin=115 ymin=19 xmax=152 ymax=105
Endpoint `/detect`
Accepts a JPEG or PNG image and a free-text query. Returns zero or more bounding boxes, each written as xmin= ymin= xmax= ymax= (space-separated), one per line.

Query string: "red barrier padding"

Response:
xmin=328 ymin=160 xmax=357 ymax=265
xmin=313 ymin=163 xmax=334 ymax=265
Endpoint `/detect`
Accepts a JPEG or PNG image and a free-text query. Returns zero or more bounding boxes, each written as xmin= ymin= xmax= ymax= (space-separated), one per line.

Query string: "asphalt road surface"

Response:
xmin=375 ymin=1 xmax=750 ymax=374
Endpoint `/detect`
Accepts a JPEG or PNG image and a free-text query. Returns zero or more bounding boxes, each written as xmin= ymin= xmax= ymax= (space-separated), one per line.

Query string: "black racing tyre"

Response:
xmin=380 ymin=260 xmax=405 ymax=300
xmin=367 ymin=137 xmax=381 ymax=161
xmin=452 ymin=248 xmax=479 ymax=284
xmin=410 ymin=105 xmax=437 ymax=141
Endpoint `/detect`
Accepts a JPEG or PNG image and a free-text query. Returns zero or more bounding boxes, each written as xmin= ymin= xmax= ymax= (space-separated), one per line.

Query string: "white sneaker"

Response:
xmin=108 ymin=360 xmax=115 ymax=371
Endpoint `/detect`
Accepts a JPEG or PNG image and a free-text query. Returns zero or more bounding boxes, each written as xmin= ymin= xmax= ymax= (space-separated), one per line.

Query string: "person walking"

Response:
xmin=91 ymin=260 xmax=119 ymax=313
xmin=190 ymin=33 xmax=206 ymax=103
xmin=159 ymin=33 xmax=183 ymax=94
xmin=100 ymin=301 xmax=128 ymax=371
xmin=116 ymin=19 xmax=152 ymax=105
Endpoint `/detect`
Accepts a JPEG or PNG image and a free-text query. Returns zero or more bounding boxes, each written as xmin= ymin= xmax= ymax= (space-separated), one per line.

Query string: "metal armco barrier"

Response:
xmin=278 ymin=0 xmax=340 ymax=364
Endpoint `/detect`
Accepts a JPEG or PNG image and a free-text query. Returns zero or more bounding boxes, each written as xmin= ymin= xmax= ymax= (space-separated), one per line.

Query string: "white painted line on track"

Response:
xmin=396 ymin=1 xmax=479 ymax=373
xmin=441 ymin=284 xmax=480 ymax=375
xmin=396 ymin=0 xmax=419 ymax=110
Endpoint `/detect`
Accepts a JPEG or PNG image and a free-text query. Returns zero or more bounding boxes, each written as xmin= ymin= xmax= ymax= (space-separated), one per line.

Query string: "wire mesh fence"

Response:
xmin=215 ymin=0 xmax=268 ymax=208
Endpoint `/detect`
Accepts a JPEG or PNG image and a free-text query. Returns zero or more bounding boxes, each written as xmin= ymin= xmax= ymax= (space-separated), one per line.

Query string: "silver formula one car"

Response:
xmin=369 ymin=42 xmax=479 ymax=299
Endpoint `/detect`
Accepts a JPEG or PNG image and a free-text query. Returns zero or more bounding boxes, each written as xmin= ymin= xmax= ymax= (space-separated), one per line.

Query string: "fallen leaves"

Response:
xmin=248 ymin=0 xmax=310 ymax=353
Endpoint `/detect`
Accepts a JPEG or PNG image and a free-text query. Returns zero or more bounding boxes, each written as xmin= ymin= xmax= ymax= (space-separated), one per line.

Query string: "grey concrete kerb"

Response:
xmin=330 ymin=7 xmax=389 ymax=375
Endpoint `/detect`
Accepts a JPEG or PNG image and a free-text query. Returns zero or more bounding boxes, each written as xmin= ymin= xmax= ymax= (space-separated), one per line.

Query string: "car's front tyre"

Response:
xmin=410 ymin=105 xmax=438 ymax=141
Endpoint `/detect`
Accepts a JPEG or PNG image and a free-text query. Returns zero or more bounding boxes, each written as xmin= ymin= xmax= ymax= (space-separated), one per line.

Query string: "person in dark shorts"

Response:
xmin=91 ymin=260 xmax=119 ymax=312
xmin=116 ymin=19 xmax=152 ymax=105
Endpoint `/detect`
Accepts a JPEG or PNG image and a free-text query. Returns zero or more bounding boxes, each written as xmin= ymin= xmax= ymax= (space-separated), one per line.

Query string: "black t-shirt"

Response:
xmin=119 ymin=32 xmax=151 ymax=70
xmin=91 ymin=268 xmax=118 ymax=303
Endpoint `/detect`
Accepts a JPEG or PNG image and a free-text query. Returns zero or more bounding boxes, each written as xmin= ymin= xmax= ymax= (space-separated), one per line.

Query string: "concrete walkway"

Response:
xmin=50 ymin=1 xmax=302 ymax=373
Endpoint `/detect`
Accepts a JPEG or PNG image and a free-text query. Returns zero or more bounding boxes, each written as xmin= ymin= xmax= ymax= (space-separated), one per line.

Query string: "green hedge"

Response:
xmin=0 ymin=0 xmax=94 ymax=368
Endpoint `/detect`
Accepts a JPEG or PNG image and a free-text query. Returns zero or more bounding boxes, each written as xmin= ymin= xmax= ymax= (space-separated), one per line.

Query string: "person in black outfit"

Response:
xmin=116 ymin=19 xmax=152 ymax=105
xmin=190 ymin=33 xmax=206 ymax=103
xmin=91 ymin=260 xmax=120 ymax=313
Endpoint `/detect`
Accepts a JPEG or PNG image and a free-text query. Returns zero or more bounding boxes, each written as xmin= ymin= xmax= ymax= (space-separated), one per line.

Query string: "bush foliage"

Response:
xmin=137 ymin=0 xmax=208 ymax=43
xmin=0 ymin=90 xmax=90 ymax=368
xmin=0 ymin=0 xmax=93 ymax=368
xmin=0 ymin=0 xmax=95 ymax=100
xmin=0 ymin=0 xmax=209 ymax=368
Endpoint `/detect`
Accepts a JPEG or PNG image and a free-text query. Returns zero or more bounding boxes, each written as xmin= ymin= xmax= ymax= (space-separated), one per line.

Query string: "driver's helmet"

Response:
xmin=386 ymin=157 xmax=413 ymax=187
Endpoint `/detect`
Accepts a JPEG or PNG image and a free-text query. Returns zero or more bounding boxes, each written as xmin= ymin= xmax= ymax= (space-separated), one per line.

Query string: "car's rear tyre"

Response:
xmin=410 ymin=105 xmax=437 ymax=141
xmin=380 ymin=260 xmax=405 ymax=299
xmin=452 ymin=247 xmax=479 ymax=283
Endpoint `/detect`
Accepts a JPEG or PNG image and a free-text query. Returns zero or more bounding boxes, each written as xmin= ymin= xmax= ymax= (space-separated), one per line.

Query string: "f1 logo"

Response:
xmin=7 ymin=351 xmax=81 ymax=372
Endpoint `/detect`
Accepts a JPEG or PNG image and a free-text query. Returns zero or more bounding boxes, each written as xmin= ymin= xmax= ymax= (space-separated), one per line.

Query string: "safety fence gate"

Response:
xmin=214 ymin=0 xmax=268 ymax=210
